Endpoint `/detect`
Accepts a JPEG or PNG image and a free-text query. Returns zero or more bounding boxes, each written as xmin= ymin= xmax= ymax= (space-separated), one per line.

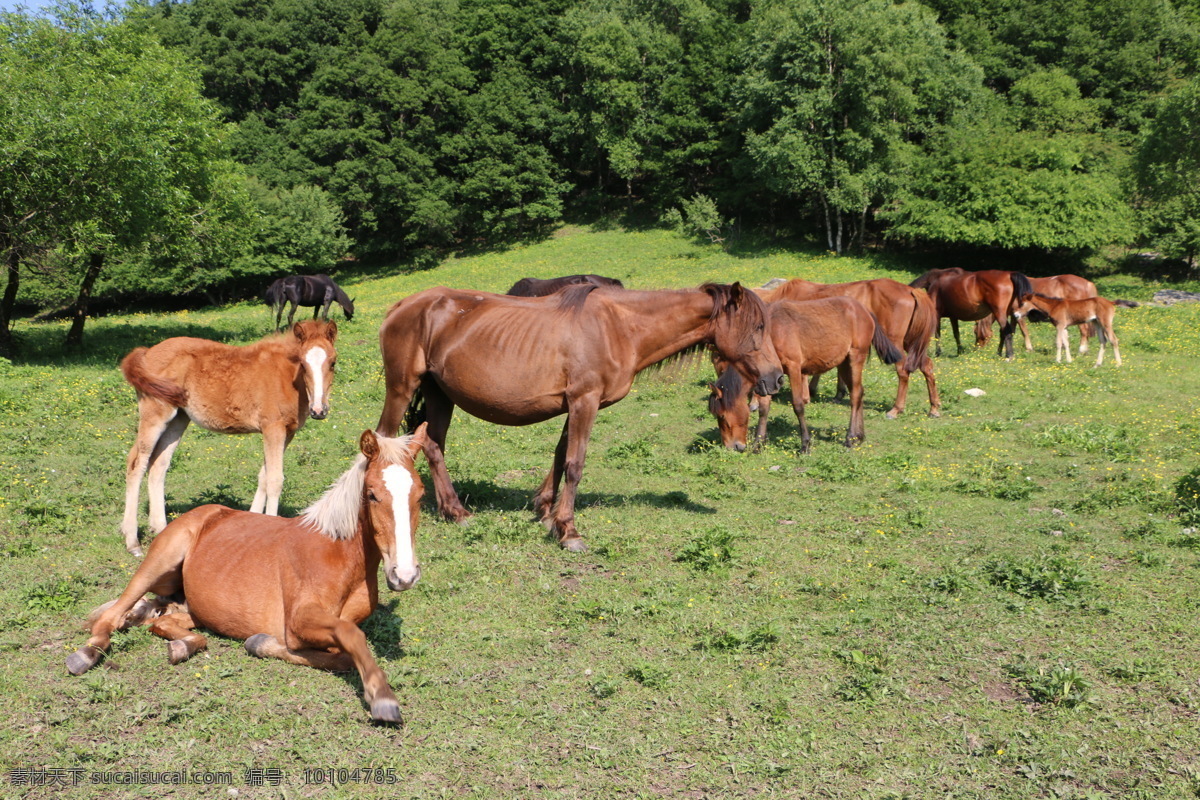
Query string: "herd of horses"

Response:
xmin=68 ymin=266 xmax=1129 ymax=723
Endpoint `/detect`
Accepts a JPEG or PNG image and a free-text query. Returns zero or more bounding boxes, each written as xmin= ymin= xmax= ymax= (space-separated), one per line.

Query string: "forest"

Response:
xmin=2 ymin=0 xmax=1200 ymax=352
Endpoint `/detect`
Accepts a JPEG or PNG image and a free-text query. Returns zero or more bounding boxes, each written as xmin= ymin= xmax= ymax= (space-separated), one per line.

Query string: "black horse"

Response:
xmin=505 ymin=274 xmax=624 ymax=297
xmin=265 ymin=274 xmax=355 ymax=330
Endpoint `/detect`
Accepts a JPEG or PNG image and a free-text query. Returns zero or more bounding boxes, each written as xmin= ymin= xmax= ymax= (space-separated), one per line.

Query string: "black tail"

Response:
xmin=1010 ymin=272 xmax=1033 ymax=301
xmin=404 ymin=385 xmax=427 ymax=433
xmin=868 ymin=313 xmax=904 ymax=365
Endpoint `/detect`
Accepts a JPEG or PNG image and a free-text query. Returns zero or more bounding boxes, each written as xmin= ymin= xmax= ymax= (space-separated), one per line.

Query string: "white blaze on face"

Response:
xmin=382 ymin=464 xmax=418 ymax=585
xmin=304 ymin=346 xmax=328 ymax=413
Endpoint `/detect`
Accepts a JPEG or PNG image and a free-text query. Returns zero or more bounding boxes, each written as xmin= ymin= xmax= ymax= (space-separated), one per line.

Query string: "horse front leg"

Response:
xmin=1018 ymin=316 xmax=1033 ymax=351
xmin=840 ymin=359 xmax=866 ymax=449
xmin=548 ymin=394 xmax=602 ymax=552
xmin=793 ymin=375 xmax=813 ymax=453
xmin=251 ymin=427 xmax=293 ymax=515
xmin=533 ymin=420 xmax=569 ymax=524
xmin=1059 ymin=326 xmax=1073 ymax=363
xmin=420 ymin=382 xmax=470 ymax=524
xmin=752 ymin=394 xmax=771 ymax=451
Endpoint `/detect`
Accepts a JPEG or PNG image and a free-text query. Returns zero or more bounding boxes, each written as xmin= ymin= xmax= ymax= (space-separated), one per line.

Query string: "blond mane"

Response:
xmin=299 ymin=433 xmax=419 ymax=541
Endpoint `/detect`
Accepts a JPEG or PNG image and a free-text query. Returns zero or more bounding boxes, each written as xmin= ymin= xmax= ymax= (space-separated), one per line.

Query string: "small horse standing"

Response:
xmin=973 ymin=274 xmax=1098 ymax=352
xmin=506 ymin=274 xmax=624 ymax=297
xmin=266 ymin=274 xmax=355 ymax=330
xmin=910 ymin=268 xmax=1033 ymax=359
xmin=376 ymin=283 xmax=783 ymax=552
xmin=709 ymin=297 xmax=903 ymax=452
xmin=69 ymin=427 xmax=428 ymax=725
xmin=1012 ymin=293 xmax=1122 ymax=367
xmin=755 ymin=277 xmax=940 ymax=418
xmin=120 ymin=319 xmax=338 ymax=555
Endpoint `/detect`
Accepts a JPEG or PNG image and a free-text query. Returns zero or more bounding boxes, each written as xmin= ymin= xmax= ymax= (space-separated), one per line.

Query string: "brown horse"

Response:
xmin=120 ymin=320 xmax=339 ymax=556
xmin=973 ymin=274 xmax=1098 ymax=352
xmin=376 ymin=283 xmax=784 ymax=552
xmin=506 ymin=274 xmax=624 ymax=297
xmin=1012 ymin=293 xmax=1122 ymax=367
xmin=709 ymin=297 xmax=903 ymax=452
xmin=909 ymin=268 xmax=1033 ymax=359
xmin=755 ymin=278 xmax=940 ymax=418
xmin=69 ymin=428 xmax=427 ymax=724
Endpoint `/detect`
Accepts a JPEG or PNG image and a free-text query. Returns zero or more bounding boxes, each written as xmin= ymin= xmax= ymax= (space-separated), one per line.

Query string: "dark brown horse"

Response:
xmin=909 ymin=268 xmax=1033 ymax=359
xmin=70 ymin=427 xmax=428 ymax=724
xmin=506 ymin=274 xmax=624 ymax=297
xmin=266 ymin=274 xmax=355 ymax=330
xmin=755 ymin=278 xmax=940 ymax=418
xmin=376 ymin=283 xmax=784 ymax=552
xmin=973 ymin=274 xmax=1097 ymax=352
xmin=709 ymin=297 xmax=903 ymax=452
xmin=120 ymin=320 xmax=338 ymax=556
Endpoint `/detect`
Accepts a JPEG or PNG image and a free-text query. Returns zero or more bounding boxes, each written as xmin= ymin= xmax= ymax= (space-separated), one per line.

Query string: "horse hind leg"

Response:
xmin=146 ymin=412 xmax=190 ymax=535
xmin=148 ymin=611 xmax=207 ymax=665
xmin=122 ymin=401 xmax=180 ymax=556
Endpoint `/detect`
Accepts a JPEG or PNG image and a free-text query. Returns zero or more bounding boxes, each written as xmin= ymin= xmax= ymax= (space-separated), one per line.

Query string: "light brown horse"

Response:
xmin=909 ymin=268 xmax=1033 ymax=359
xmin=1012 ymin=293 xmax=1122 ymax=367
xmin=973 ymin=274 xmax=1098 ymax=352
xmin=120 ymin=320 xmax=338 ymax=556
xmin=709 ymin=297 xmax=903 ymax=452
xmin=376 ymin=283 xmax=784 ymax=552
xmin=69 ymin=427 xmax=427 ymax=724
xmin=755 ymin=278 xmax=940 ymax=418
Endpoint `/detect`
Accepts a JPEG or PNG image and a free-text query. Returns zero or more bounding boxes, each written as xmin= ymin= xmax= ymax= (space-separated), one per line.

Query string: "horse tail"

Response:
xmin=120 ymin=348 xmax=188 ymax=407
xmin=403 ymin=384 xmax=427 ymax=434
xmin=902 ymin=289 xmax=936 ymax=373
xmin=868 ymin=313 xmax=904 ymax=366
xmin=1010 ymin=272 xmax=1033 ymax=302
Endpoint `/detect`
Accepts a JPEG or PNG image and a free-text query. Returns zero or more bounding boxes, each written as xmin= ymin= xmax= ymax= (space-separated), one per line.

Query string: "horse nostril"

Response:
xmin=733 ymin=442 xmax=747 ymax=453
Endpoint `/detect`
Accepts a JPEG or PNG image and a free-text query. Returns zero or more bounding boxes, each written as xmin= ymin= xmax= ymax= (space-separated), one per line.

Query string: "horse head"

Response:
xmin=359 ymin=426 xmax=428 ymax=591
xmin=292 ymin=320 xmax=338 ymax=419
xmin=703 ymin=282 xmax=784 ymax=397
xmin=707 ymin=368 xmax=750 ymax=452
xmin=341 ymin=297 xmax=356 ymax=321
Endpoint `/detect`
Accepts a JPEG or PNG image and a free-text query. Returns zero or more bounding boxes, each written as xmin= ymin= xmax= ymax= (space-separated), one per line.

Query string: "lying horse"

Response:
xmin=1012 ymin=293 xmax=1122 ymax=367
xmin=910 ymin=267 xmax=1033 ymax=359
xmin=973 ymin=274 xmax=1098 ymax=352
xmin=377 ymin=283 xmax=783 ymax=552
xmin=70 ymin=427 xmax=427 ymax=725
xmin=709 ymin=297 xmax=903 ymax=452
xmin=266 ymin=274 xmax=354 ymax=330
xmin=756 ymin=277 xmax=939 ymax=418
xmin=120 ymin=320 xmax=338 ymax=555
xmin=506 ymin=274 xmax=624 ymax=297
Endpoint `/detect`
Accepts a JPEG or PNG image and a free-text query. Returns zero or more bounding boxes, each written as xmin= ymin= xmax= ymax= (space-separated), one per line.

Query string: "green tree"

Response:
xmin=737 ymin=0 xmax=983 ymax=253
xmin=1135 ymin=78 xmax=1200 ymax=266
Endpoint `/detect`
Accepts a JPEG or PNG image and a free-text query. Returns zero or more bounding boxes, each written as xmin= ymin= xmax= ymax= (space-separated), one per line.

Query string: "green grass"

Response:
xmin=2 ymin=226 xmax=1199 ymax=798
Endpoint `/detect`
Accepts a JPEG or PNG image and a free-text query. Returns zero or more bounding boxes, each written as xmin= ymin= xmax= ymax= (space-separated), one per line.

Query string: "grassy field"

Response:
xmin=1 ymin=226 xmax=1198 ymax=799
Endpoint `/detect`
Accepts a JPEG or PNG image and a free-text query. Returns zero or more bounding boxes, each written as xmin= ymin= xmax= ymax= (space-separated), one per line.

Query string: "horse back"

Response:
xmin=769 ymin=297 xmax=874 ymax=374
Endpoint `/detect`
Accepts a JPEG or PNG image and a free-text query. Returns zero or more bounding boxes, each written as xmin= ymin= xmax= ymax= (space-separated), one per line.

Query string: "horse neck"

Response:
xmin=620 ymin=290 xmax=715 ymax=371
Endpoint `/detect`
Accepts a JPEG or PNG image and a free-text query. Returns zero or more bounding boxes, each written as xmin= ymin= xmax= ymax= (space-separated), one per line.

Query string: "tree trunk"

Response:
xmin=820 ymin=195 xmax=834 ymax=252
xmin=0 ymin=236 xmax=18 ymax=359
xmin=65 ymin=251 xmax=105 ymax=350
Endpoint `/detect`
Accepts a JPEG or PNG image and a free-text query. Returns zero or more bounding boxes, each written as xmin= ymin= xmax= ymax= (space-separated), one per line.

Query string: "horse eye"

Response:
xmin=367 ymin=491 xmax=379 ymax=503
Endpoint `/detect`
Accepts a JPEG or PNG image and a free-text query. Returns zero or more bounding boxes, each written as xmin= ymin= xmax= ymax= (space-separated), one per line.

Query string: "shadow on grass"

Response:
xmin=11 ymin=318 xmax=268 ymax=369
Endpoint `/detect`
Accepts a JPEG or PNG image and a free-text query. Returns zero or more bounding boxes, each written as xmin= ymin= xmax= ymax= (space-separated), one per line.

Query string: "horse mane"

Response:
xmin=556 ymin=283 xmax=601 ymax=313
xmin=708 ymin=367 xmax=747 ymax=414
xmin=299 ymin=433 xmax=419 ymax=541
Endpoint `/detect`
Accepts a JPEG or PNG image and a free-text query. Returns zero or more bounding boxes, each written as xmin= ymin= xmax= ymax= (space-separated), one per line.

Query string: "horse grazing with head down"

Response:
xmin=70 ymin=427 xmax=428 ymax=725
xmin=755 ymin=277 xmax=940 ymax=419
xmin=377 ymin=283 xmax=784 ymax=552
xmin=120 ymin=319 xmax=338 ymax=556
xmin=909 ymin=267 xmax=1033 ymax=359
xmin=506 ymin=274 xmax=625 ymax=297
xmin=709 ymin=297 xmax=903 ymax=453
xmin=1012 ymin=293 xmax=1122 ymax=367
xmin=266 ymin=274 xmax=355 ymax=330
xmin=973 ymin=274 xmax=1098 ymax=352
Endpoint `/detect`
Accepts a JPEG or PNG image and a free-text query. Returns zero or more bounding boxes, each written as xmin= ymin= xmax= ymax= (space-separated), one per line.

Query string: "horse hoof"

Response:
xmin=245 ymin=633 xmax=274 ymax=658
xmin=67 ymin=646 xmax=103 ymax=675
xmin=370 ymin=698 xmax=403 ymax=724
xmin=928 ymin=409 xmax=942 ymax=419
xmin=167 ymin=639 xmax=191 ymax=665
xmin=885 ymin=410 xmax=900 ymax=420
xmin=560 ymin=537 xmax=588 ymax=553
xmin=128 ymin=546 xmax=144 ymax=558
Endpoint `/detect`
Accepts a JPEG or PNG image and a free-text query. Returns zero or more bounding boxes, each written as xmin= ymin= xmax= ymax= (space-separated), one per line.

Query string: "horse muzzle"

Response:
xmin=309 ymin=404 xmax=330 ymax=420
xmin=754 ymin=371 xmax=785 ymax=396
xmin=386 ymin=564 xmax=421 ymax=591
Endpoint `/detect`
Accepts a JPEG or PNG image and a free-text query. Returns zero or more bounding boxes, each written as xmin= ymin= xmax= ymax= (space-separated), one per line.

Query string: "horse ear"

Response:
xmin=292 ymin=322 xmax=307 ymax=343
xmin=406 ymin=422 xmax=429 ymax=459
xmin=360 ymin=430 xmax=381 ymax=461
xmin=729 ymin=282 xmax=745 ymax=305
xmin=326 ymin=320 xmax=338 ymax=343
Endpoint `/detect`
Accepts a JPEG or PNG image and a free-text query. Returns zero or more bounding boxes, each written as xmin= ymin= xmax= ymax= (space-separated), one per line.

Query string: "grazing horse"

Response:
xmin=909 ymin=268 xmax=1033 ymax=359
xmin=755 ymin=278 xmax=940 ymax=418
xmin=973 ymin=274 xmax=1098 ymax=352
xmin=376 ymin=283 xmax=784 ymax=552
xmin=266 ymin=274 xmax=354 ymax=330
xmin=69 ymin=428 xmax=427 ymax=725
xmin=1012 ymin=293 xmax=1122 ymax=367
xmin=119 ymin=320 xmax=338 ymax=556
xmin=506 ymin=274 xmax=625 ymax=297
xmin=709 ymin=297 xmax=903 ymax=452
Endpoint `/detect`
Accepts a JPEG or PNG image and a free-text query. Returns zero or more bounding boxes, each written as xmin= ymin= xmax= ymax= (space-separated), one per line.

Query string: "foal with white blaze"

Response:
xmin=1012 ymin=293 xmax=1122 ymax=367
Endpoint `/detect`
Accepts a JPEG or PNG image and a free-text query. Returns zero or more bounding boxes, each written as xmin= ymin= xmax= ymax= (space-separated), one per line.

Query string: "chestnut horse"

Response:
xmin=909 ymin=268 xmax=1034 ymax=359
xmin=1012 ymin=293 xmax=1122 ymax=367
xmin=69 ymin=428 xmax=427 ymax=724
xmin=756 ymin=278 xmax=940 ymax=418
xmin=120 ymin=320 xmax=338 ymax=556
xmin=376 ymin=283 xmax=784 ymax=552
xmin=709 ymin=297 xmax=903 ymax=452
xmin=266 ymin=274 xmax=355 ymax=330
xmin=506 ymin=274 xmax=624 ymax=297
xmin=973 ymin=274 xmax=1098 ymax=352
